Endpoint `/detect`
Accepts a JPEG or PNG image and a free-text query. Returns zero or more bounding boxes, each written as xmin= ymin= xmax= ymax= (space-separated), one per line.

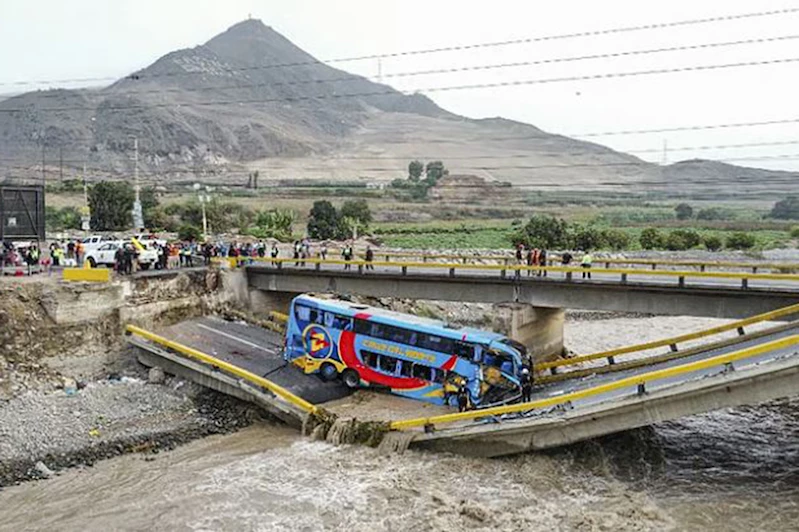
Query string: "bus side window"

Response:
xmin=433 ymin=369 xmax=447 ymax=384
xmin=309 ymin=309 xmax=323 ymax=325
xmin=399 ymin=360 xmax=413 ymax=377
xmin=354 ymin=319 xmax=370 ymax=335
xmin=363 ymin=351 xmax=379 ymax=369
xmin=412 ymin=364 xmax=432 ymax=381
xmin=333 ymin=315 xmax=353 ymax=331
xmin=379 ymin=356 xmax=397 ymax=374
xmin=453 ymin=341 xmax=474 ymax=359
xmin=370 ymin=323 xmax=385 ymax=339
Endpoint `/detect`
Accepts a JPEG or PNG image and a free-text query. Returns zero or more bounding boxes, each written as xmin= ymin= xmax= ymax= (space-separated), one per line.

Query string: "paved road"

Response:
xmin=161 ymin=315 xmax=350 ymax=404
xmin=248 ymin=262 xmax=799 ymax=293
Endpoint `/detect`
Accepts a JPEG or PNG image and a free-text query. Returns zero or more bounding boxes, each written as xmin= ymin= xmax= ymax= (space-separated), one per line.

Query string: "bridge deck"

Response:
xmin=148 ymin=316 xmax=799 ymax=422
xmin=159 ymin=316 xmax=350 ymax=405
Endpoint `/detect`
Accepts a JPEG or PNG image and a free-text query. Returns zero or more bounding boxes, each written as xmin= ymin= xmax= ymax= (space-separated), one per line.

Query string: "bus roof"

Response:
xmin=295 ymin=294 xmax=506 ymax=344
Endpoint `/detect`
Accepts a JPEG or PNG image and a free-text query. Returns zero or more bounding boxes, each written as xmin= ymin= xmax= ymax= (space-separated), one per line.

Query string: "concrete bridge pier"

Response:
xmin=492 ymin=303 xmax=565 ymax=361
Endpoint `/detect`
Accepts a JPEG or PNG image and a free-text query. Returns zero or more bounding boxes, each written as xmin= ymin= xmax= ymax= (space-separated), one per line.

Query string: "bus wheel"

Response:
xmin=342 ymin=369 xmax=361 ymax=389
xmin=319 ymin=363 xmax=338 ymax=382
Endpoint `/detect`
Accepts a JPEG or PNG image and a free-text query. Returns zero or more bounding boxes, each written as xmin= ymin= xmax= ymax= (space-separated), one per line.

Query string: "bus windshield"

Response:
xmin=284 ymin=295 xmax=525 ymax=408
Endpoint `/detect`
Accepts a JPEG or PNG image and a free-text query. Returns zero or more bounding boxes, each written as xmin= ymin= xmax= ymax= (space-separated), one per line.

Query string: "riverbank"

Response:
xmin=0 ymin=366 xmax=259 ymax=486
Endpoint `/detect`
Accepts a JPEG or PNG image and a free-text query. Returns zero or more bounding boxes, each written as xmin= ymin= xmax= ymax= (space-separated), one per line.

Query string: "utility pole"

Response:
xmin=131 ymin=136 xmax=144 ymax=230
xmin=41 ymin=141 xmax=45 ymax=186
xmin=81 ymin=163 xmax=91 ymax=232
xmin=59 ymin=146 xmax=63 ymax=181
xmin=661 ymin=139 xmax=669 ymax=165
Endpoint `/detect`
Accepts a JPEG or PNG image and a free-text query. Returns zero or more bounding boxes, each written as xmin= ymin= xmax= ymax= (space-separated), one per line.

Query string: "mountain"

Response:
xmin=0 ymin=19 xmax=797 ymax=198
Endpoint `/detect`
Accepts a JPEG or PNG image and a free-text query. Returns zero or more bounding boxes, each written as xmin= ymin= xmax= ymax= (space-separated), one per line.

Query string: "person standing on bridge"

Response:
xmin=320 ymin=243 xmax=328 ymax=261
xmin=293 ymin=240 xmax=301 ymax=266
xmin=365 ymin=246 xmax=375 ymax=270
xmin=581 ymin=251 xmax=593 ymax=279
xmin=270 ymin=243 xmax=279 ymax=266
xmin=525 ymin=247 xmax=534 ymax=276
xmin=342 ymin=243 xmax=353 ymax=270
xmin=520 ymin=367 xmax=532 ymax=402
xmin=538 ymin=249 xmax=548 ymax=277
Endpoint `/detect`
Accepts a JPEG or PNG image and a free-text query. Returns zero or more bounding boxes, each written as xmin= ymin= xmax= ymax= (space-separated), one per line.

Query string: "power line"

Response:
xmin=18 ymin=33 xmax=799 ymax=103
xmin=3 ymin=6 xmax=797 ymax=88
xmin=3 ymin=55 xmax=799 ymax=115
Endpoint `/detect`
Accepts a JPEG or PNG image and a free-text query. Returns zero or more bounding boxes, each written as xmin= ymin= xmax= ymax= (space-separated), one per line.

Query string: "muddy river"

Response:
xmin=1 ymin=316 xmax=798 ymax=531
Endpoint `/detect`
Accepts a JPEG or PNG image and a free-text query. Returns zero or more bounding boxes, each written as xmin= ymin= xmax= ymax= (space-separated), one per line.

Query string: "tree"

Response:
xmin=252 ymin=209 xmax=296 ymax=241
xmin=674 ymin=203 xmax=694 ymax=220
xmin=665 ymin=229 xmax=701 ymax=251
xmin=726 ymin=231 xmax=756 ymax=250
xmin=425 ymin=161 xmax=448 ymax=182
xmin=513 ymin=215 xmax=569 ymax=249
xmin=703 ymin=235 xmax=723 ymax=251
xmin=570 ymin=225 xmax=608 ymax=251
xmin=639 ymin=228 xmax=664 ymax=250
xmin=408 ymin=160 xmax=424 ymax=181
xmin=696 ymin=207 xmax=729 ymax=221
xmin=178 ymin=224 xmax=202 ymax=242
xmin=140 ymin=187 xmax=161 ymax=229
xmin=45 ymin=206 xmax=82 ymax=231
xmin=604 ymin=229 xmax=631 ymax=251
xmin=769 ymin=196 xmax=799 ymax=219
xmin=339 ymin=199 xmax=372 ymax=227
xmin=307 ymin=200 xmax=340 ymax=240
xmin=89 ymin=181 xmax=135 ymax=231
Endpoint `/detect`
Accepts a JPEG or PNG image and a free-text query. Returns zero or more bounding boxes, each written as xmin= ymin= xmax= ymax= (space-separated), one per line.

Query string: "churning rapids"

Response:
xmin=1 ymin=316 xmax=798 ymax=531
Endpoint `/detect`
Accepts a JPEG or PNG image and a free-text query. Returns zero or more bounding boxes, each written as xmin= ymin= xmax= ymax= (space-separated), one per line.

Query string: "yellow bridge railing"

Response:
xmin=336 ymin=250 xmax=799 ymax=274
xmin=125 ymin=324 xmax=317 ymax=415
xmin=538 ymin=302 xmax=799 ymax=373
xmin=389 ymin=334 xmax=799 ymax=430
xmin=241 ymin=256 xmax=799 ymax=287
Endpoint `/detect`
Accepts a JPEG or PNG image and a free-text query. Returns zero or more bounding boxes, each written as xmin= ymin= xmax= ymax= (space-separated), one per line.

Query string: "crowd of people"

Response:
xmin=514 ymin=244 xmax=593 ymax=278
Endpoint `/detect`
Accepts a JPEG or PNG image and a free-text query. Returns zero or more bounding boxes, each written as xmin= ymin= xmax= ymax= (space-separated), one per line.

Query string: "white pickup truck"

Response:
xmin=85 ymin=240 xmax=158 ymax=270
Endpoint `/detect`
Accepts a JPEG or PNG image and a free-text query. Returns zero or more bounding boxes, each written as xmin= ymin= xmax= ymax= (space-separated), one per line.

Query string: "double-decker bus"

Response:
xmin=283 ymin=294 xmax=529 ymax=407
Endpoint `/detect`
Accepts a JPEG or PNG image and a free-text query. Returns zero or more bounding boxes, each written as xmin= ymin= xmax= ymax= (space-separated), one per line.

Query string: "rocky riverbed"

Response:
xmin=0 ymin=367 xmax=259 ymax=486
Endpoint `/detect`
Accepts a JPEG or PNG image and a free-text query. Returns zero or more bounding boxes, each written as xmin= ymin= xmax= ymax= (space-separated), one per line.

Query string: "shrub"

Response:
xmin=639 ymin=228 xmax=665 ymax=250
xmin=769 ymin=196 xmax=799 ymax=219
xmin=703 ymin=235 xmax=723 ymax=251
xmin=604 ymin=229 xmax=631 ymax=251
xmin=675 ymin=203 xmax=694 ymax=220
xmin=665 ymin=229 xmax=701 ymax=251
xmin=512 ymin=215 xmax=569 ymax=249
xmin=726 ymin=231 xmax=756 ymax=250
xmin=178 ymin=224 xmax=202 ymax=242
xmin=791 ymin=226 xmax=799 ymax=238
xmin=570 ymin=225 xmax=608 ymax=251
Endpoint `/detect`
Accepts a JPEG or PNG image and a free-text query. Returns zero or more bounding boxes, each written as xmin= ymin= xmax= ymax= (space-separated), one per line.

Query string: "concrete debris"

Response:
xmin=33 ymin=461 xmax=54 ymax=479
xmin=148 ymin=367 xmax=166 ymax=385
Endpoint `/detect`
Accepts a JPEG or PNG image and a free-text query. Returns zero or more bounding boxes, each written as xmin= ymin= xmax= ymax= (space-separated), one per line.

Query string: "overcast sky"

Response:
xmin=2 ymin=0 xmax=799 ymax=169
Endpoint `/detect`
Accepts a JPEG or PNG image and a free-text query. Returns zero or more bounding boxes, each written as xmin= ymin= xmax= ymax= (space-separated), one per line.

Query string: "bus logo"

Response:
xmin=304 ymin=326 xmax=333 ymax=359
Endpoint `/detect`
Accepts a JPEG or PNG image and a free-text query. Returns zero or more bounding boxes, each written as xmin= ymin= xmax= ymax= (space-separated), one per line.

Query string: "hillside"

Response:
xmin=0 ymin=19 xmax=797 ymax=197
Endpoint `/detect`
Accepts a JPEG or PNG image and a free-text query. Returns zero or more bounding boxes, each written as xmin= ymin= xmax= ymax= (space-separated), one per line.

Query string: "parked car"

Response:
xmin=85 ymin=240 xmax=158 ymax=270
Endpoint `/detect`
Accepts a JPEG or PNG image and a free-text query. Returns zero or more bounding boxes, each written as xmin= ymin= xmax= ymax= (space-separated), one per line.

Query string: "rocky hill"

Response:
xmin=1 ymin=19 xmax=797 ymax=197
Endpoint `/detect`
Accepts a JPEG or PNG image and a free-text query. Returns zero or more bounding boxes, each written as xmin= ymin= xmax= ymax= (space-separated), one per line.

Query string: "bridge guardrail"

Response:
xmin=244 ymin=257 xmax=799 ymax=288
xmin=389 ymin=334 xmax=799 ymax=430
xmin=336 ymin=250 xmax=799 ymax=274
xmin=538 ymin=302 xmax=799 ymax=374
xmin=125 ymin=324 xmax=317 ymax=415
